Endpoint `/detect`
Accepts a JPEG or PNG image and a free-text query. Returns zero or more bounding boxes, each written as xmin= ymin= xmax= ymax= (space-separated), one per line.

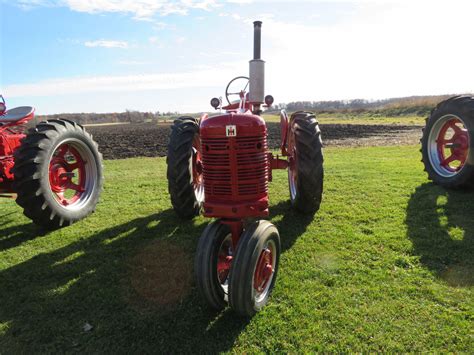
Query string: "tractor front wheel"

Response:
xmin=287 ymin=112 xmax=324 ymax=214
xmin=13 ymin=119 xmax=103 ymax=229
xmin=421 ymin=95 xmax=474 ymax=188
xmin=195 ymin=220 xmax=233 ymax=310
xmin=228 ymin=220 xmax=280 ymax=317
xmin=167 ymin=117 xmax=203 ymax=218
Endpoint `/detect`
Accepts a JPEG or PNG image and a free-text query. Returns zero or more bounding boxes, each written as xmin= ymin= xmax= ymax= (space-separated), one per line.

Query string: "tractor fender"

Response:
xmin=199 ymin=113 xmax=208 ymax=126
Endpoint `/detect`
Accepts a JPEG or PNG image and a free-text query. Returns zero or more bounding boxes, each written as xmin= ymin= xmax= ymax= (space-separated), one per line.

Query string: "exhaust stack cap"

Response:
xmin=253 ymin=21 xmax=262 ymax=60
xmin=249 ymin=20 xmax=265 ymax=104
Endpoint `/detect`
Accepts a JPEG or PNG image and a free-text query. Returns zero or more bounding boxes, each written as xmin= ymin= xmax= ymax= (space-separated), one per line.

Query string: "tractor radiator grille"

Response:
xmin=201 ymin=136 xmax=269 ymax=200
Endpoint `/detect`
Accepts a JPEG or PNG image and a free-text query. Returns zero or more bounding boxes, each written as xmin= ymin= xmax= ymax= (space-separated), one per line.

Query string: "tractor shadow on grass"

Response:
xmin=0 ymin=199 xmax=313 ymax=352
xmin=405 ymin=183 xmax=474 ymax=287
xmin=0 ymin=209 xmax=251 ymax=353
xmin=0 ymin=211 xmax=49 ymax=251
xmin=269 ymin=200 xmax=315 ymax=252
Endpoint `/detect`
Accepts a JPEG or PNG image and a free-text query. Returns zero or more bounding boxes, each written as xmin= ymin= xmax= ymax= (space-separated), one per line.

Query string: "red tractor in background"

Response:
xmin=421 ymin=95 xmax=474 ymax=188
xmin=0 ymin=95 xmax=103 ymax=229
xmin=167 ymin=21 xmax=324 ymax=316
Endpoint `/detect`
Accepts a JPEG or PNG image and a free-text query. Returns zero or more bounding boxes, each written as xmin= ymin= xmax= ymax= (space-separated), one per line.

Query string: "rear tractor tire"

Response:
xmin=13 ymin=119 xmax=103 ymax=229
xmin=421 ymin=95 xmax=474 ymax=188
xmin=167 ymin=117 xmax=204 ymax=219
xmin=287 ymin=112 xmax=324 ymax=214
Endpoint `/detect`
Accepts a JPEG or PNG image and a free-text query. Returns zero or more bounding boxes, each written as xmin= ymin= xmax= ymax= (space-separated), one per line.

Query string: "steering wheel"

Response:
xmin=0 ymin=95 xmax=5 ymax=114
xmin=225 ymin=76 xmax=249 ymax=105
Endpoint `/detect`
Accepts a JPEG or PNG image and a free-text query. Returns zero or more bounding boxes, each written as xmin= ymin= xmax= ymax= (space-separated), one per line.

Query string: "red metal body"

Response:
xmin=200 ymin=111 xmax=270 ymax=219
xmin=198 ymin=106 xmax=289 ymax=255
xmin=0 ymin=107 xmax=35 ymax=193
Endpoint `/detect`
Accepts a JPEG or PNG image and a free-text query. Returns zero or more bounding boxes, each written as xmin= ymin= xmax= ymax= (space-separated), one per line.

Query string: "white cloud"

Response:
xmin=117 ymin=59 xmax=150 ymax=65
xmin=229 ymin=2 xmax=474 ymax=102
xmin=18 ymin=0 xmax=220 ymax=20
xmin=4 ymin=61 xmax=244 ymax=97
xmin=13 ymin=0 xmax=220 ymax=20
xmin=153 ymin=21 xmax=168 ymax=30
xmin=148 ymin=36 xmax=164 ymax=48
xmin=14 ymin=0 xmax=56 ymax=10
xmin=227 ymin=0 xmax=252 ymax=4
xmin=175 ymin=36 xmax=186 ymax=44
xmin=10 ymin=0 xmax=474 ymax=113
xmin=199 ymin=51 xmax=243 ymax=58
xmin=84 ymin=40 xmax=129 ymax=48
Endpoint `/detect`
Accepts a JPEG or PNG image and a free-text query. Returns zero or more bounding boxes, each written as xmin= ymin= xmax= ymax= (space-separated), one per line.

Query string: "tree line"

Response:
xmin=37 ymin=94 xmax=468 ymax=124
xmin=37 ymin=110 xmax=179 ymax=125
xmin=269 ymin=95 xmax=457 ymax=116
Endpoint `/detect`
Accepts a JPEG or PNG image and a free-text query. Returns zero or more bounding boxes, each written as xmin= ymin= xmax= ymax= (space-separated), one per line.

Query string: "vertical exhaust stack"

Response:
xmin=249 ymin=21 xmax=265 ymax=108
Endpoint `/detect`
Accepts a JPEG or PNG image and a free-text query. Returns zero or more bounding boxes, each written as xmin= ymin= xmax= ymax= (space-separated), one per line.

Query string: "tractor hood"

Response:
xmin=200 ymin=112 xmax=266 ymax=138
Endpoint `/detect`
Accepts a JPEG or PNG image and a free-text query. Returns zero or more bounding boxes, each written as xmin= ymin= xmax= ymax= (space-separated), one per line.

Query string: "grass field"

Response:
xmin=0 ymin=146 xmax=472 ymax=352
xmin=263 ymin=113 xmax=425 ymax=126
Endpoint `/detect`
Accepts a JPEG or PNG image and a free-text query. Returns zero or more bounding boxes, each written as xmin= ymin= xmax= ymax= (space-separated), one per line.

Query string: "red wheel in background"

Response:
xmin=432 ymin=117 xmax=469 ymax=173
xmin=421 ymin=96 xmax=474 ymax=188
xmin=49 ymin=142 xmax=88 ymax=207
xmin=13 ymin=119 xmax=103 ymax=229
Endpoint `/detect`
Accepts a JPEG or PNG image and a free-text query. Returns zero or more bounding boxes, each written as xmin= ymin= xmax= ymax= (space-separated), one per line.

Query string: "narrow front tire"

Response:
xmin=228 ymin=220 xmax=280 ymax=317
xmin=195 ymin=220 xmax=233 ymax=311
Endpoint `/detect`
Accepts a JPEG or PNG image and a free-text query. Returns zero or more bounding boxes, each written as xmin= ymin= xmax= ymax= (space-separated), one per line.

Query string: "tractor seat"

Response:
xmin=0 ymin=106 xmax=35 ymax=122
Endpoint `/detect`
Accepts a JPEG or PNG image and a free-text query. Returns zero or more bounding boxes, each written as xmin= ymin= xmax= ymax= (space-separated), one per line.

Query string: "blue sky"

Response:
xmin=1 ymin=0 xmax=474 ymax=114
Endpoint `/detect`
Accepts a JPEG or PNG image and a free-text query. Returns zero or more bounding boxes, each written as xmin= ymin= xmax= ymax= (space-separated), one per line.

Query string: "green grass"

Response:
xmin=1 ymin=146 xmax=472 ymax=352
xmin=263 ymin=113 xmax=425 ymax=125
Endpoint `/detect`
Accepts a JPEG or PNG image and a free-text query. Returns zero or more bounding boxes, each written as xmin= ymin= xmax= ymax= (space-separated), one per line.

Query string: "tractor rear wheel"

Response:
xmin=167 ymin=117 xmax=203 ymax=219
xmin=195 ymin=220 xmax=233 ymax=310
xmin=421 ymin=95 xmax=474 ymax=188
xmin=13 ymin=119 xmax=103 ymax=229
xmin=228 ymin=220 xmax=280 ymax=317
xmin=287 ymin=112 xmax=324 ymax=214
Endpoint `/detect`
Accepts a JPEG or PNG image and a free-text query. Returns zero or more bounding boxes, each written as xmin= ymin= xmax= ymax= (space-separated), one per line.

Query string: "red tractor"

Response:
xmin=167 ymin=21 xmax=324 ymax=316
xmin=0 ymin=95 xmax=103 ymax=229
xmin=421 ymin=95 xmax=474 ymax=188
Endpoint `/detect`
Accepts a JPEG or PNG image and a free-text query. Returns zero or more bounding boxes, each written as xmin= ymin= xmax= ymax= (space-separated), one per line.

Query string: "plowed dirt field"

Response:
xmin=87 ymin=122 xmax=422 ymax=160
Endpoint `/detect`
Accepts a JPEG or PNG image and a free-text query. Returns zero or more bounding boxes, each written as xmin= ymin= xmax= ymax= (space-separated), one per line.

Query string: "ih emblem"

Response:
xmin=226 ymin=125 xmax=237 ymax=137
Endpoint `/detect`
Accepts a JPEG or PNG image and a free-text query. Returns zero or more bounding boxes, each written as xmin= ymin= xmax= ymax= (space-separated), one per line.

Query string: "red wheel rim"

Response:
xmin=287 ymin=122 xmax=298 ymax=200
xmin=192 ymin=135 xmax=204 ymax=203
xmin=217 ymin=235 xmax=233 ymax=286
xmin=436 ymin=117 xmax=469 ymax=172
xmin=216 ymin=234 xmax=233 ymax=298
xmin=253 ymin=245 xmax=274 ymax=295
xmin=288 ymin=147 xmax=298 ymax=200
xmin=49 ymin=143 xmax=86 ymax=206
